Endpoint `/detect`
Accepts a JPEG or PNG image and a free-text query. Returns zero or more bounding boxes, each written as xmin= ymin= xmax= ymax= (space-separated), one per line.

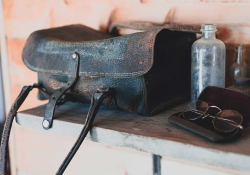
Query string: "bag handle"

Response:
xmin=0 ymin=84 xmax=41 ymax=174
xmin=0 ymin=85 xmax=112 ymax=175
xmin=109 ymin=21 xmax=201 ymax=34
xmin=43 ymin=52 xmax=80 ymax=130
xmin=56 ymin=87 xmax=112 ymax=175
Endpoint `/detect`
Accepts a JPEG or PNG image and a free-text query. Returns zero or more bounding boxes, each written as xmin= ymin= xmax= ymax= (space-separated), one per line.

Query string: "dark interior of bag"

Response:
xmin=146 ymin=29 xmax=195 ymax=115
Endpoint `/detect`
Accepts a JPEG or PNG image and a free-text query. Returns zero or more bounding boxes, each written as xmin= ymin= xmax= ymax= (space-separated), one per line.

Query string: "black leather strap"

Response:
xmin=0 ymin=84 xmax=40 ymax=175
xmin=56 ymin=88 xmax=112 ymax=175
xmin=43 ymin=52 xmax=80 ymax=129
xmin=0 ymin=85 xmax=111 ymax=175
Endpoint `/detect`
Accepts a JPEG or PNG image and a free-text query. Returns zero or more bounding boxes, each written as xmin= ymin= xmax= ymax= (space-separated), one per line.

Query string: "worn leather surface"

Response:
xmin=0 ymin=23 xmax=197 ymax=175
xmin=43 ymin=52 xmax=80 ymax=129
xmin=23 ymin=24 xmax=160 ymax=78
xmin=23 ymin=24 xmax=196 ymax=116
xmin=109 ymin=21 xmax=201 ymax=34
xmin=0 ymin=24 xmax=197 ymax=175
xmin=38 ymin=73 xmax=147 ymax=115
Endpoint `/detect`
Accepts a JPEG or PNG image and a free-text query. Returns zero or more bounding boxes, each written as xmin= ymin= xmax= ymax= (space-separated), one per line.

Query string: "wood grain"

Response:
xmin=16 ymin=103 xmax=250 ymax=173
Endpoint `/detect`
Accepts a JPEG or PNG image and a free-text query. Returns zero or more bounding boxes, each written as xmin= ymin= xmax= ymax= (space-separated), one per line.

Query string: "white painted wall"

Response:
xmin=15 ymin=140 xmax=241 ymax=175
xmin=14 ymin=125 xmax=248 ymax=175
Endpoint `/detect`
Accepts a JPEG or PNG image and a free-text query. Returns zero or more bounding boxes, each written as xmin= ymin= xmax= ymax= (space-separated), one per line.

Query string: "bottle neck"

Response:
xmin=202 ymin=31 xmax=216 ymax=39
xmin=236 ymin=49 xmax=245 ymax=64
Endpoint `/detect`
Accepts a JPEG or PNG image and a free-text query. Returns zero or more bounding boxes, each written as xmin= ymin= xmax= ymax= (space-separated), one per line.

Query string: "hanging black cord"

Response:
xmin=56 ymin=89 xmax=111 ymax=175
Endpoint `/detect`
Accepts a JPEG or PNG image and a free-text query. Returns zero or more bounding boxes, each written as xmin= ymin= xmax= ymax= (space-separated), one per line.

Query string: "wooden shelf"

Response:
xmin=16 ymin=102 xmax=250 ymax=173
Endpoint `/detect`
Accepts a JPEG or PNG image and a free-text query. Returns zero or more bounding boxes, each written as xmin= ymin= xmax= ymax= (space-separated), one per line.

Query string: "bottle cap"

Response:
xmin=201 ymin=24 xmax=217 ymax=32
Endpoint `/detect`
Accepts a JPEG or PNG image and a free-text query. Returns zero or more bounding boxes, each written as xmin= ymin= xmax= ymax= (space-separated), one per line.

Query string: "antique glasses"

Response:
xmin=178 ymin=101 xmax=243 ymax=132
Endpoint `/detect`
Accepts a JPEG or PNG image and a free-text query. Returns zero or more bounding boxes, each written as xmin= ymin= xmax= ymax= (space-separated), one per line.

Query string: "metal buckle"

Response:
xmin=42 ymin=52 xmax=80 ymax=129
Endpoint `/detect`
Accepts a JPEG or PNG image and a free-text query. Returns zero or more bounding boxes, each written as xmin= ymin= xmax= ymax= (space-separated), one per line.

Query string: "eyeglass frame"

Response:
xmin=178 ymin=101 xmax=244 ymax=132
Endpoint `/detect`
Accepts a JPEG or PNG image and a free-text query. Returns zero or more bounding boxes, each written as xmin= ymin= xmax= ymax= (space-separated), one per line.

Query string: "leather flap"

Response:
xmin=22 ymin=24 xmax=161 ymax=78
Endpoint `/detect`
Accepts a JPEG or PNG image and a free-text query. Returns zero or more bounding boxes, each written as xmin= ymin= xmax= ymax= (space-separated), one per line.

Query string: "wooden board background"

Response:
xmin=15 ymin=103 xmax=250 ymax=174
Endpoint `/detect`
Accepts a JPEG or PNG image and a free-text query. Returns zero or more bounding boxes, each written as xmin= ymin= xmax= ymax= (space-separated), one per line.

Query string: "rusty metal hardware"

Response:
xmin=42 ymin=52 xmax=80 ymax=129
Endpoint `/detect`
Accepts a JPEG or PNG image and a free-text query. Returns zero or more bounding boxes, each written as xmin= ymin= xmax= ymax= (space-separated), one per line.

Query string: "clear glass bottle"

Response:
xmin=228 ymin=78 xmax=250 ymax=96
xmin=230 ymin=44 xmax=250 ymax=84
xmin=191 ymin=24 xmax=226 ymax=101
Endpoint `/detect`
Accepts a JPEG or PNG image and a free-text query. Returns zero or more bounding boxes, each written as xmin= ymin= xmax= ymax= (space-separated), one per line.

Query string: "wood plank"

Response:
xmin=16 ymin=103 xmax=250 ymax=173
xmin=13 ymin=125 xmax=154 ymax=175
xmin=13 ymin=125 xmax=246 ymax=175
xmin=0 ymin=0 xmax=16 ymax=174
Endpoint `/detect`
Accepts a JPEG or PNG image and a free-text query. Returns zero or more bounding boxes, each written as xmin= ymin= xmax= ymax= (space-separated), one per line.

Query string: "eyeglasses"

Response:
xmin=178 ymin=101 xmax=243 ymax=133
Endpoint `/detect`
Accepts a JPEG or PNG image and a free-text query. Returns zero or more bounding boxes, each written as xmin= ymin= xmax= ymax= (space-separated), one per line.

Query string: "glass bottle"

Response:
xmin=191 ymin=24 xmax=226 ymax=101
xmin=230 ymin=44 xmax=250 ymax=84
xmin=228 ymin=78 xmax=250 ymax=96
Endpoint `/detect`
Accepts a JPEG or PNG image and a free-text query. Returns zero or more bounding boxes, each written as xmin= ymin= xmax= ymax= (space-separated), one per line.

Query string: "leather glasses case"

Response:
xmin=168 ymin=86 xmax=250 ymax=142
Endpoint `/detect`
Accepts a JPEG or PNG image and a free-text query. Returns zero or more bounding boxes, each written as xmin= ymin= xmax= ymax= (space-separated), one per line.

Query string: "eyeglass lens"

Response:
xmin=213 ymin=110 xmax=243 ymax=133
xmin=183 ymin=101 xmax=209 ymax=120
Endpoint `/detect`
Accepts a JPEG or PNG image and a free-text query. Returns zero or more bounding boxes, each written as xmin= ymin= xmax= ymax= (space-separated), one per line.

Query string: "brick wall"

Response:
xmin=3 ymin=0 xmax=250 ymax=110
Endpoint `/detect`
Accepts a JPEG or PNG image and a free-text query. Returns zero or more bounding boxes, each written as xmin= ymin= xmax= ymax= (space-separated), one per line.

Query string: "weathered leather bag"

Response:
xmin=0 ymin=22 xmax=198 ymax=174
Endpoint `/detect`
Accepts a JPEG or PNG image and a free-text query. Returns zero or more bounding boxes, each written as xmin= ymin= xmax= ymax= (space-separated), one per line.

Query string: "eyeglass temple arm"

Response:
xmin=180 ymin=106 xmax=222 ymax=118
xmin=177 ymin=109 xmax=207 ymax=118
xmin=208 ymin=115 xmax=244 ymax=129
xmin=205 ymin=105 xmax=243 ymax=129
xmin=178 ymin=109 xmax=243 ymax=130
